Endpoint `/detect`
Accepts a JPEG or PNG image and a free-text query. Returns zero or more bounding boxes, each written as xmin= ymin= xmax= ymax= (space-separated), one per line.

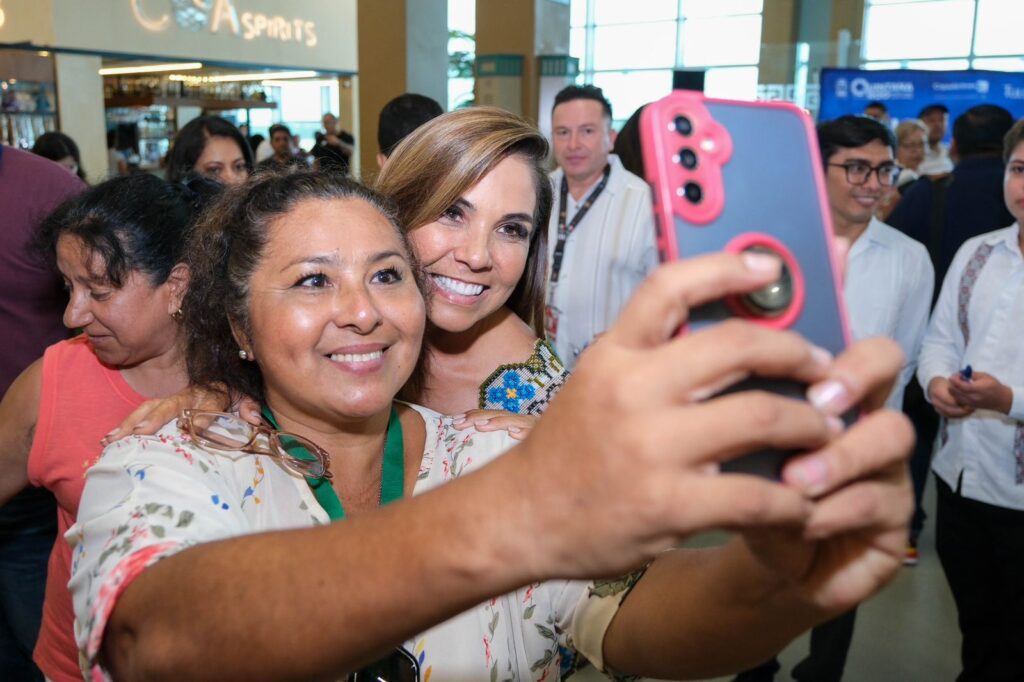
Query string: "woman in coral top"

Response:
xmin=0 ymin=174 xmax=208 ymax=682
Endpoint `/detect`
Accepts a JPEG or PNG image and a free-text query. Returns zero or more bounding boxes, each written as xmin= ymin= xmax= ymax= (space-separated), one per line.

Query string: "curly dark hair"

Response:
xmin=183 ymin=171 xmax=429 ymax=407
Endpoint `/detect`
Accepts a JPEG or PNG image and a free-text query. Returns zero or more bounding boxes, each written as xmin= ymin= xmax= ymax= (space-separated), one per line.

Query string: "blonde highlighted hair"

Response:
xmin=374 ymin=106 xmax=552 ymax=337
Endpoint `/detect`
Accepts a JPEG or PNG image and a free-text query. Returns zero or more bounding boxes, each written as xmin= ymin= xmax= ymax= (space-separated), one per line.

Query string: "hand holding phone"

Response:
xmin=640 ymin=91 xmax=854 ymax=479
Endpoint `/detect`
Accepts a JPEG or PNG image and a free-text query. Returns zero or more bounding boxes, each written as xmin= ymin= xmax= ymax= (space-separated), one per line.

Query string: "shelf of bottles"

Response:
xmin=1 ymin=78 xmax=58 ymax=148
xmin=103 ymin=75 xmax=277 ymax=109
xmin=106 ymin=105 xmax=176 ymax=171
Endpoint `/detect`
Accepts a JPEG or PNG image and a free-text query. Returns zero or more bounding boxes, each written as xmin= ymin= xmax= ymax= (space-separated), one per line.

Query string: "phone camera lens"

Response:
xmin=674 ymin=115 xmax=693 ymax=136
xmin=738 ymin=246 xmax=793 ymax=318
xmin=678 ymin=148 xmax=698 ymax=170
xmin=680 ymin=182 xmax=702 ymax=204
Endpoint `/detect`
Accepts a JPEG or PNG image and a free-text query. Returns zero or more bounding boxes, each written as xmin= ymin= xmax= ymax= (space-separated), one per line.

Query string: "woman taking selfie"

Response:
xmin=69 ymin=171 xmax=913 ymax=681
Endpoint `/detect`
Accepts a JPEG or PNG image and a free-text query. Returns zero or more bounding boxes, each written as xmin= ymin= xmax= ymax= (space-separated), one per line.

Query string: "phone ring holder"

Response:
xmin=723 ymin=233 xmax=805 ymax=330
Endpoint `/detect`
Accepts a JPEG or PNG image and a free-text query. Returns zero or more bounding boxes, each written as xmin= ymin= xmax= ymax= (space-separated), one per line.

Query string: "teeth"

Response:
xmin=328 ymin=350 xmax=383 ymax=363
xmin=433 ymin=275 xmax=484 ymax=297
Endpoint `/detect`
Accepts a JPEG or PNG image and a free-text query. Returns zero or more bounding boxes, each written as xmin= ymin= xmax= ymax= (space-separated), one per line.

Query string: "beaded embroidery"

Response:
xmin=478 ymin=339 xmax=569 ymax=415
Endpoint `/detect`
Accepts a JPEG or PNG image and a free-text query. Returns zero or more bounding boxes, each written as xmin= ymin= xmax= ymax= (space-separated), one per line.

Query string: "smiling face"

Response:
xmin=1005 ymin=141 xmax=1024 ymax=226
xmin=407 ymin=155 xmax=537 ymax=335
xmin=56 ymin=235 xmax=185 ymax=367
xmin=824 ymin=139 xmax=895 ymax=236
xmin=551 ymin=99 xmax=614 ymax=187
xmin=243 ymin=197 xmax=426 ymax=425
xmin=195 ymin=135 xmax=249 ymax=186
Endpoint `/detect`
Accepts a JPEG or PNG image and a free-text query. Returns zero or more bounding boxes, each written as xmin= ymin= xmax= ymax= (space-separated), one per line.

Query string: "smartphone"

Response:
xmin=640 ymin=90 xmax=853 ymax=479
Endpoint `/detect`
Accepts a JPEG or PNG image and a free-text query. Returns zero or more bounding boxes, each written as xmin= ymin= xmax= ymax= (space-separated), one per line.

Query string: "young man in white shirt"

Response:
xmin=917 ymin=118 xmax=1024 ymax=682
xmin=737 ymin=115 xmax=934 ymax=682
xmin=545 ymin=85 xmax=658 ymax=369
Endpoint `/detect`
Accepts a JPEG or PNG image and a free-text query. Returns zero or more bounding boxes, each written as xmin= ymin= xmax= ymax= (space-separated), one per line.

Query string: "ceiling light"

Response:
xmin=205 ymin=70 xmax=319 ymax=83
xmin=262 ymin=79 xmax=338 ymax=87
xmin=99 ymin=62 xmax=203 ymax=76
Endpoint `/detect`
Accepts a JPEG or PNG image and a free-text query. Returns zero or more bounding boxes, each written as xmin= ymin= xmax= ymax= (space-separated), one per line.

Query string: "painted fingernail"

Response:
xmin=473 ymin=418 xmax=491 ymax=426
xmin=742 ymin=251 xmax=781 ymax=273
xmin=786 ymin=456 xmax=829 ymax=495
xmin=807 ymin=380 xmax=849 ymax=413
xmin=506 ymin=426 xmax=521 ymax=433
xmin=826 ymin=415 xmax=845 ymax=436
xmin=810 ymin=345 xmax=834 ymax=369
xmin=452 ymin=413 xmax=466 ymax=424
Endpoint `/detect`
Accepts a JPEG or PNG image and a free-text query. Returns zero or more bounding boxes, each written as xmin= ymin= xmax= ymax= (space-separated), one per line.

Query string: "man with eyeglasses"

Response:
xmin=735 ymin=114 xmax=934 ymax=682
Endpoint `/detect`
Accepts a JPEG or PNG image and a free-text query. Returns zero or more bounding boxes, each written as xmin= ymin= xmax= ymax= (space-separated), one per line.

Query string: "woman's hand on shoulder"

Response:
xmin=102 ymin=384 xmax=259 ymax=445
xmin=452 ymin=409 xmax=538 ymax=440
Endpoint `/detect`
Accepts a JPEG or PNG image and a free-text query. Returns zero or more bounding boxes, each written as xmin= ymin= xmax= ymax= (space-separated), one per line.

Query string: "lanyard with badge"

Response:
xmin=545 ymin=164 xmax=611 ymax=344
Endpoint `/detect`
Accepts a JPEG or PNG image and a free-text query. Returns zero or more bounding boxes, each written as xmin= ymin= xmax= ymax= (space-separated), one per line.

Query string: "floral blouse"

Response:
xmin=479 ymin=339 xmax=570 ymax=415
xmin=67 ymin=404 xmax=635 ymax=682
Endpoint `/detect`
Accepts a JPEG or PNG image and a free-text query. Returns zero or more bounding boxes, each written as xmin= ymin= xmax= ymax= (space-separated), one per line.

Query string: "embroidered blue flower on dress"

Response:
xmin=486 ymin=371 xmax=537 ymax=412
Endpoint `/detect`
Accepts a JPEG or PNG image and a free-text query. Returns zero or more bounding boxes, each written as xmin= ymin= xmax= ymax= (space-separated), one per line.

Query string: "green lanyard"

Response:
xmin=260 ymin=404 xmax=404 ymax=521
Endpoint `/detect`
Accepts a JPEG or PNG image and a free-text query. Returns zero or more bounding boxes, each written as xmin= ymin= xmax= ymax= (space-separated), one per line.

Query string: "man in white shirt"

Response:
xmin=917 ymin=103 xmax=954 ymax=176
xmin=544 ymin=85 xmax=658 ymax=369
xmin=917 ymin=119 xmax=1024 ymax=681
xmin=739 ymin=115 xmax=934 ymax=682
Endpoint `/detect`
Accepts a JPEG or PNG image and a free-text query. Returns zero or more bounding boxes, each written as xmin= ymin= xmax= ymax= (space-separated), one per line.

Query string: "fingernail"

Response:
xmin=826 ymin=415 xmax=845 ymax=436
xmin=473 ymin=418 xmax=491 ymax=426
xmin=807 ymin=380 xmax=849 ymax=413
xmin=810 ymin=345 xmax=833 ymax=369
xmin=742 ymin=251 xmax=781 ymax=274
xmin=786 ymin=456 xmax=829 ymax=496
xmin=452 ymin=413 xmax=466 ymax=424
xmin=506 ymin=426 xmax=521 ymax=433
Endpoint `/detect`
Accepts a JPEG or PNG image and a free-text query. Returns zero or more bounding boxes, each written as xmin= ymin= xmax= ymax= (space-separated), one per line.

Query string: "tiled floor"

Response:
xmin=576 ymin=481 xmax=961 ymax=681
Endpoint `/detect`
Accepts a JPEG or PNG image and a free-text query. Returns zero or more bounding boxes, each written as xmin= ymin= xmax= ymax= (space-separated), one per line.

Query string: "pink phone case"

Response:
xmin=640 ymin=90 xmax=853 ymax=478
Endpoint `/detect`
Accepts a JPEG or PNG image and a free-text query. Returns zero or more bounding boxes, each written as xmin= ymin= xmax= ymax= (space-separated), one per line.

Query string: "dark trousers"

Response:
xmin=904 ymin=378 xmax=940 ymax=539
xmin=0 ymin=527 xmax=51 ymax=682
xmin=733 ymin=609 xmax=857 ymax=682
xmin=935 ymin=474 xmax=1024 ymax=681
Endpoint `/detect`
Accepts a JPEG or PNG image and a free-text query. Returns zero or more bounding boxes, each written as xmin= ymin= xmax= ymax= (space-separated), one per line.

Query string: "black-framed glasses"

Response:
xmin=177 ymin=409 xmax=333 ymax=481
xmin=828 ymin=161 xmax=903 ymax=187
xmin=347 ymin=646 xmax=421 ymax=681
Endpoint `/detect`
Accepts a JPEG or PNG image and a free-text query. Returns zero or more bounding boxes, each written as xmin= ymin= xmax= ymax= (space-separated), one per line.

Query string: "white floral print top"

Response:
xmin=67 ymin=404 xmax=634 ymax=682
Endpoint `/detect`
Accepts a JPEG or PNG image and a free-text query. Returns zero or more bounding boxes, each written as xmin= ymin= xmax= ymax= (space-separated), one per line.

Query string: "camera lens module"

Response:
xmin=738 ymin=246 xmax=793 ymax=318
xmin=680 ymin=182 xmax=703 ymax=204
xmin=678 ymin=148 xmax=698 ymax=170
xmin=674 ymin=115 xmax=693 ymax=136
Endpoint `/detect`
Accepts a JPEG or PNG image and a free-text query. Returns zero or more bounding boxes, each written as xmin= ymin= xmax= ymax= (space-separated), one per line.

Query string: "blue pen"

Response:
xmin=960 ymin=365 xmax=973 ymax=381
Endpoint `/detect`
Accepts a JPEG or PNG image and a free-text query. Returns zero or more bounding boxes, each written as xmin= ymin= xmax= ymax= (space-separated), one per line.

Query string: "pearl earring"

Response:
xmin=238 ymin=349 xmax=249 ymax=360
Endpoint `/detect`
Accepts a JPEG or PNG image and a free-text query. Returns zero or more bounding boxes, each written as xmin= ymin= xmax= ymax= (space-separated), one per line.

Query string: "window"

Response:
xmin=571 ymin=0 xmax=764 ymax=127
xmin=862 ymin=0 xmax=1024 ymax=69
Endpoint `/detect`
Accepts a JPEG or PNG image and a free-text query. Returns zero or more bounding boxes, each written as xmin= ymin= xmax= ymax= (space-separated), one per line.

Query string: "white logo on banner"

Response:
xmin=849 ymin=78 xmax=914 ymax=100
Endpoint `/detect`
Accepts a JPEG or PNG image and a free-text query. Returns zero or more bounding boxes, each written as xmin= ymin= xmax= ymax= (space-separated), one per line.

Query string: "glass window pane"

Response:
xmin=703 ymin=66 xmax=759 ymax=100
xmin=680 ymin=15 xmax=762 ymax=66
xmin=680 ymin=0 xmax=764 ymax=18
xmin=974 ymin=0 xmax=1020 ymax=56
xmin=570 ymin=27 xmax=587 ymax=63
xmin=592 ymin=22 xmax=677 ymax=70
xmin=862 ymin=1 xmax=974 ymax=60
xmin=448 ymin=0 xmax=476 ymax=34
xmin=973 ymin=56 xmax=1024 ymax=70
xmin=594 ymin=0 xmax=677 ymax=25
xmin=903 ymin=58 xmax=972 ymax=69
xmin=591 ymin=69 xmax=673 ymax=124
xmin=862 ymin=61 xmax=905 ymax=69
xmin=570 ymin=0 xmax=588 ymax=27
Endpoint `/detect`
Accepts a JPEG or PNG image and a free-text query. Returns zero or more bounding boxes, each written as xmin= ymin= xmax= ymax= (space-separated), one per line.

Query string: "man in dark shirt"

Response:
xmin=310 ymin=113 xmax=355 ymax=175
xmin=0 ymin=145 xmax=85 ymax=681
xmin=889 ymin=104 xmax=1014 ymax=287
xmin=256 ymin=124 xmax=305 ymax=172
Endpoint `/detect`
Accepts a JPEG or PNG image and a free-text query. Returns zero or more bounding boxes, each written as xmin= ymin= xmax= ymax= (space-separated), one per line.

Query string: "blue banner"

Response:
xmin=819 ymin=68 xmax=1024 ymax=137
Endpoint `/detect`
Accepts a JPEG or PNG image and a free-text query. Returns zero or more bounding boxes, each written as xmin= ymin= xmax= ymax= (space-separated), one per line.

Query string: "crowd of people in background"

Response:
xmin=1 ymin=82 xmax=1023 ymax=682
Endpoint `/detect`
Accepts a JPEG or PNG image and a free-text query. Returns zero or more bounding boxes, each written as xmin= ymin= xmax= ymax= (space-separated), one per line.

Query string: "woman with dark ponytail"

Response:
xmin=0 ymin=173 xmax=217 ymax=682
